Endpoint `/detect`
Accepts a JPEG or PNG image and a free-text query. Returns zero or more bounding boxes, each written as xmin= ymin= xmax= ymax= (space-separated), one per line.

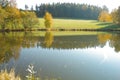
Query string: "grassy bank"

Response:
xmin=0 ymin=18 xmax=119 ymax=32
xmin=39 ymin=18 xmax=120 ymax=30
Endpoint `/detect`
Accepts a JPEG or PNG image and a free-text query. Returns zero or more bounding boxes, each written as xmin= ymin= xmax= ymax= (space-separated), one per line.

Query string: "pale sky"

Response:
xmin=16 ymin=0 xmax=120 ymax=12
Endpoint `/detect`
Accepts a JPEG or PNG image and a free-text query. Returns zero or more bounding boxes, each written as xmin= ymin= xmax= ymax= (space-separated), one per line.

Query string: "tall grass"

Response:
xmin=0 ymin=69 xmax=21 ymax=80
xmin=0 ymin=64 xmax=59 ymax=80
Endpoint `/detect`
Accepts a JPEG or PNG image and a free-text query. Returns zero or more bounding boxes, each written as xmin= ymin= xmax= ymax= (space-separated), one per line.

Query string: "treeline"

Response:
xmin=35 ymin=3 xmax=104 ymax=20
xmin=0 ymin=0 xmax=39 ymax=31
xmin=111 ymin=6 xmax=120 ymax=25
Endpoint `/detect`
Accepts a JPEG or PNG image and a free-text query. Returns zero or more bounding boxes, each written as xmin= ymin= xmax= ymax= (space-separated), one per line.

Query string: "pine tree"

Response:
xmin=25 ymin=4 xmax=28 ymax=10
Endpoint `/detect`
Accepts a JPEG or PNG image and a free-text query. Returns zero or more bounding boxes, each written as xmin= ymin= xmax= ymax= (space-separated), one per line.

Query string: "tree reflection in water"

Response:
xmin=0 ymin=32 xmax=120 ymax=64
xmin=0 ymin=32 xmax=120 ymax=79
xmin=98 ymin=33 xmax=112 ymax=47
xmin=44 ymin=31 xmax=54 ymax=48
xmin=110 ymin=34 xmax=120 ymax=52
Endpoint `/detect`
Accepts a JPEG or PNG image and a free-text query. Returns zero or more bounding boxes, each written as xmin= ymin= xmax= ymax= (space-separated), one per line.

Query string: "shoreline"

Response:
xmin=0 ymin=28 xmax=120 ymax=32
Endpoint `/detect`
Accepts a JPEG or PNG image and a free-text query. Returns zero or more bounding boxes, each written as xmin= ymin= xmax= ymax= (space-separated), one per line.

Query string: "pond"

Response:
xmin=0 ymin=31 xmax=120 ymax=80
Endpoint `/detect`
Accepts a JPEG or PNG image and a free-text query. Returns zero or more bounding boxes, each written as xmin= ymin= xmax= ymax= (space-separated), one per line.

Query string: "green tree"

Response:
xmin=36 ymin=3 xmax=102 ymax=20
xmin=44 ymin=12 xmax=53 ymax=30
xmin=0 ymin=6 xmax=6 ymax=30
xmin=21 ymin=11 xmax=39 ymax=30
xmin=111 ymin=6 xmax=120 ymax=25
xmin=117 ymin=7 xmax=120 ymax=24
xmin=4 ymin=6 xmax=21 ymax=30
xmin=111 ymin=9 xmax=118 ymax=23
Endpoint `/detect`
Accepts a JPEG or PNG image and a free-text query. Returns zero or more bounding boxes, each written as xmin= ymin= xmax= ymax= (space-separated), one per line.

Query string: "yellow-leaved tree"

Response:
xmin=44 ymin=12 xmax=53 ymax=30
xmin=98 ymin=11 xmax=112 ymax=22
xmin=4 ymin=6 xmax=21 ymax=30
xmin=44 ymin=32 xmax=54 ymax=47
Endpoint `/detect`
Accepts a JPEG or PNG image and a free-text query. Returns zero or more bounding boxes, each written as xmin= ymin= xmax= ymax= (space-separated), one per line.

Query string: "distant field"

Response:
xmin=38 ymin=18 xmax=119 ymax=30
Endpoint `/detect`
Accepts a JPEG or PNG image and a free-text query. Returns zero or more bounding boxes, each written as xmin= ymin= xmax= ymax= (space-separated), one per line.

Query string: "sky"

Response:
xmin=16 ymin=0 xmax=120 ymax=12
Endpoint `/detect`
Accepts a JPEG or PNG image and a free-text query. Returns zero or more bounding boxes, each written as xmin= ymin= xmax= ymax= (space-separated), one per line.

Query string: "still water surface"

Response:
xmin=0 ymin=31 xmax=120 ymax=80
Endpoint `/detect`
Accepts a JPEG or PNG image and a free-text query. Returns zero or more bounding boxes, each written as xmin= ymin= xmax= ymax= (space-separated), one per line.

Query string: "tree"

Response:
xmin=117 ymin=7 xmax=120 ymax=24
xmin=44 ymin=12 xmax=53 ymax=30
xmin=0 ymin=6 xmax=6 ymax=29
xmin=111 ymin=6 xmax=120 ymax=25
xmin=98 ymin=11 xmax=112 ymax=22
xmin=36 ymin=3 xmax=102 ymax=20
xmin=4 ymin=6 xmax=21 ymax=30
xmin=31 ymin=5 xmax=33 ymax=11
xmin=111 ymin=9 xmax=118 ymax=23
xmin=20 ymin=11 xmax=39 ymax=30
xmin=25 ymin=4 xmax=28 ymax=10
xmin=0 ymin=0 xmax=39 ymax=31
xmin=0 ymin=8 xmax=3 ymax=29
xmin=102 ymin=5 xmax=109 ymax=12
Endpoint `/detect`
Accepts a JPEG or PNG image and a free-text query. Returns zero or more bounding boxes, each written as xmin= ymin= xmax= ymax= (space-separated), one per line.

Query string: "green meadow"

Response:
xmin=39 ymin=18 xmax=119 ymax=30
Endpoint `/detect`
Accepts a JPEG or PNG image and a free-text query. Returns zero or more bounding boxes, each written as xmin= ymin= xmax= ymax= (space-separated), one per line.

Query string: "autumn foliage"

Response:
xmin=44 ymin=32 xmax=54 ymax=47
xmin=0 ymin=0 xmax=39 ymax=31
xmin=98 ymin=34 xmax=112 ymax=44
xmin=98 ymin=11 xmax=112 ymax=22
xmin=44 ymin=12 xmax=53 ymax=29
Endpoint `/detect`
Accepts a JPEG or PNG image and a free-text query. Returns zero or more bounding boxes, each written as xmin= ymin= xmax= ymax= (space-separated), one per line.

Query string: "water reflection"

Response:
xmin=110 ymin=34 xmax=120 ymax=52
xmin=0 ymin=33 xmax=21 ymax=63
xmin=43 ymin=31 xmax=54 ymax=48
xmin=98 ymin=33 xmax=112 ymax=45
xmin=0 ymin=32 xmax=120 ymax=55
xmin=0 ymin=32 xmax=120 ymax=80
xmin=0 ymin=32 xmax=120 ymax=49
xmin=0 ymin=32 xmax=120 ymax=63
